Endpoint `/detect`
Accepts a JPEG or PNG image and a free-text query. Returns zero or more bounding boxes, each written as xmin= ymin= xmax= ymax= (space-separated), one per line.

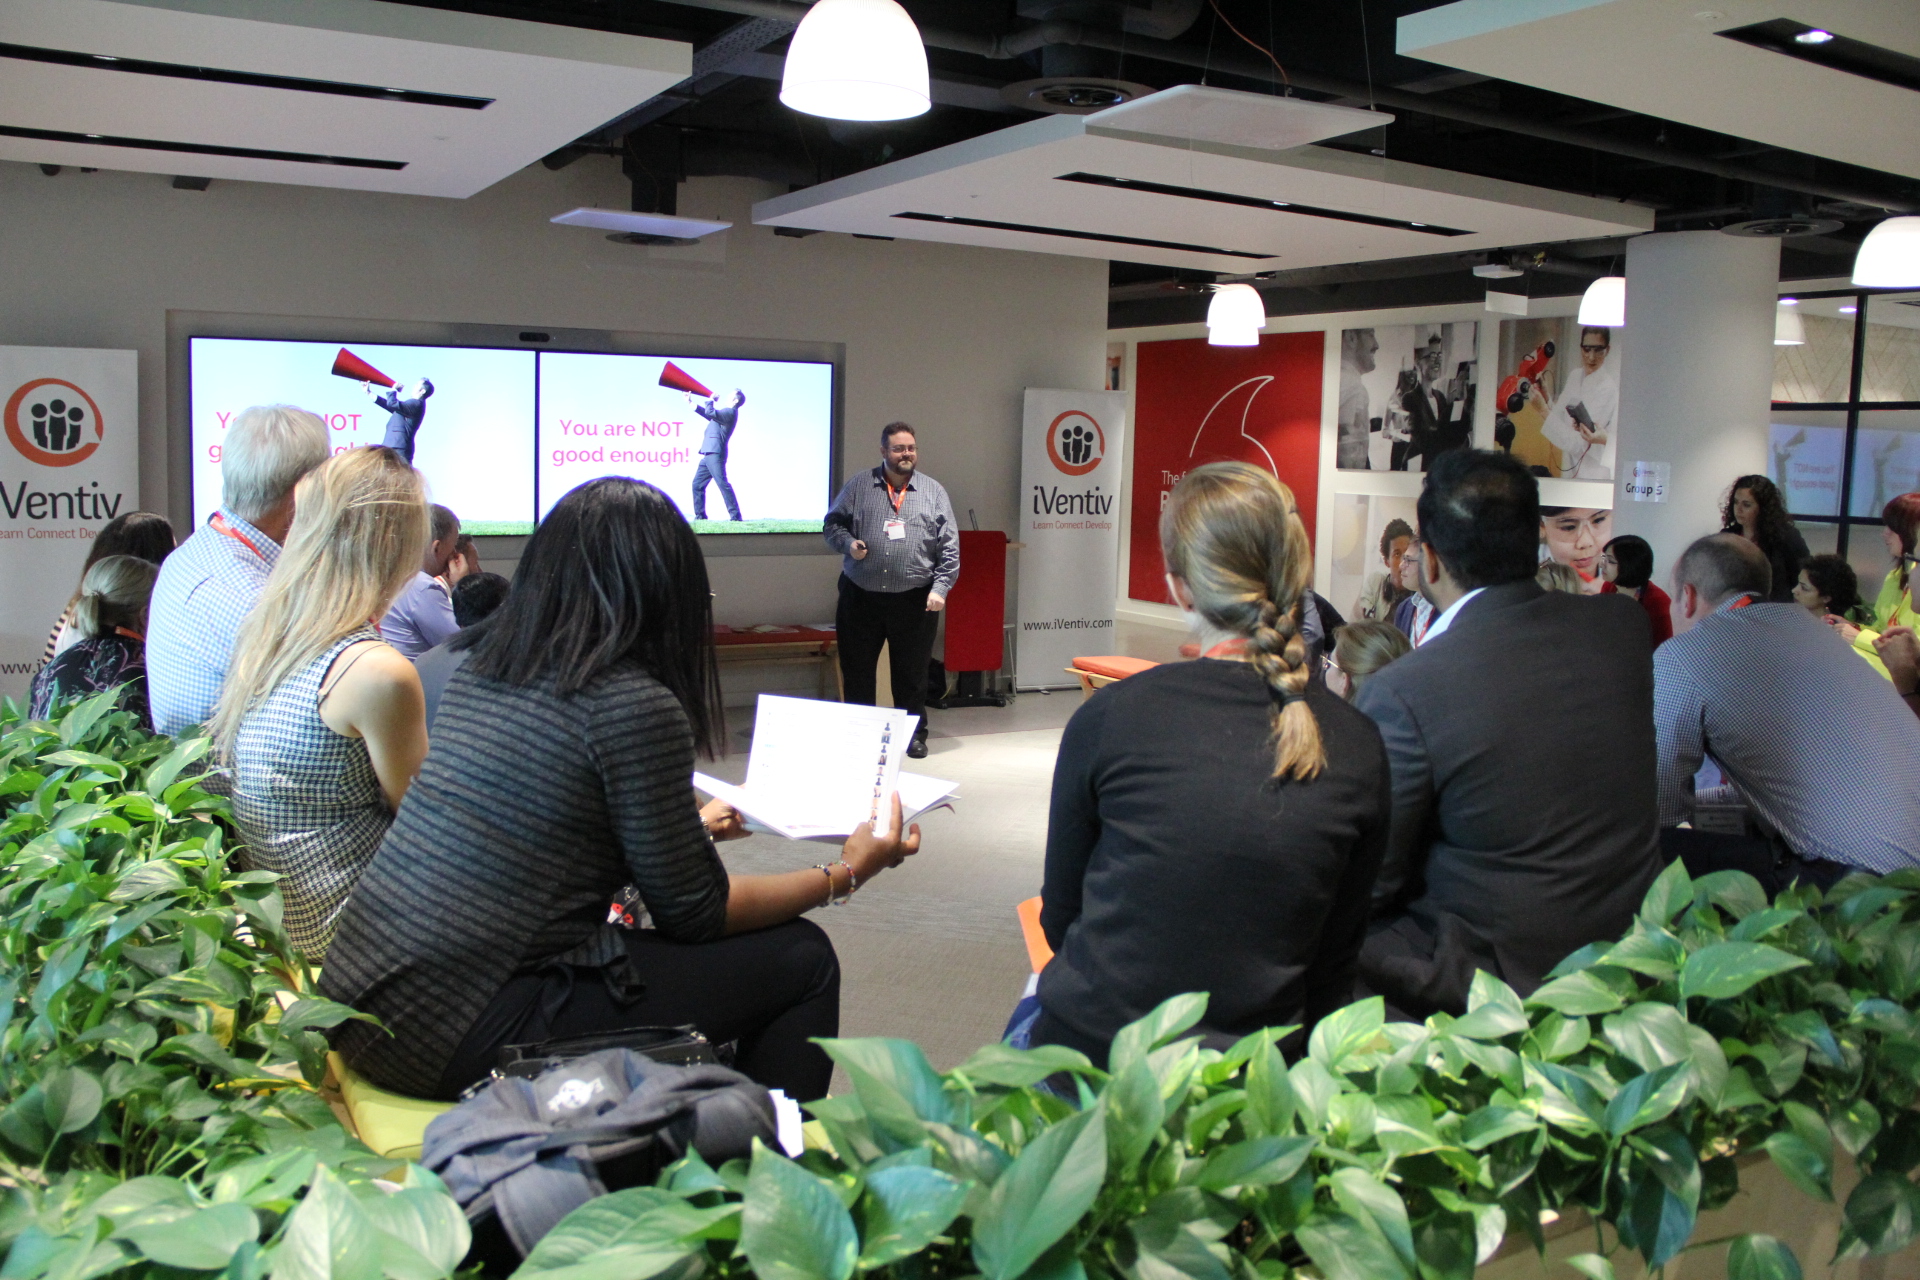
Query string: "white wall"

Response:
xmin=0 ymin=159 xmax=1108 ymax=631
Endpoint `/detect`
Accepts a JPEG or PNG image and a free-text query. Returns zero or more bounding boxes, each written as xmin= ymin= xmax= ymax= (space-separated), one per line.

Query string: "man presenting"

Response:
xmin=366 ymin=378 xmax=434 ymax=464
xmin=691 ymin=389 xmax=746 ymax=522
xmin=1353 ymin=449 xmax=1660 ymax=1015
xmin=823 ymin=422 xmax=960 ymax=759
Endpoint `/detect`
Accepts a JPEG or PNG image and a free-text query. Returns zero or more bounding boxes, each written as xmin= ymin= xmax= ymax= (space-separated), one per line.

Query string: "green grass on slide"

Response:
xmin=689 ymin=519 xmax=820 ymax=535
xmin=461 ymin=521 xmax=535 ymax=537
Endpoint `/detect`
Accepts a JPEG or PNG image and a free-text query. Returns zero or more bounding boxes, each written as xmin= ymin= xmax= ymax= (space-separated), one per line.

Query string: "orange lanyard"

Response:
xmin=1729 ymin=594 xmax=1755 ymax=610
xmin=1203 ymin=638 xmax=1248 ymax=658
xmin=113 ymin=626 xmax=144 ymax=642
xmin=885 ymin=478 xmax=908 ymax=514
xmin=209 ymin=512 xmax=267 ymax=561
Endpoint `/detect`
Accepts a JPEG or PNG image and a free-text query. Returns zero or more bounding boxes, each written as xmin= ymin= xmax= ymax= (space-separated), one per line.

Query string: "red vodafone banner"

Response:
xmin=1128 ymin=333 xmax=1323 ymax=604
xmin=1016 ymin=389 xmax=1127 ymax=689
xmin=0 ymin=348 xmax=139 ymax=702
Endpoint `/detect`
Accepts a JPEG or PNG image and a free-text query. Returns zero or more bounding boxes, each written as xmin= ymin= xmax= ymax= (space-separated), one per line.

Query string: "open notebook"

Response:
xmin=694 ymin=695 xmax=958 ymax=842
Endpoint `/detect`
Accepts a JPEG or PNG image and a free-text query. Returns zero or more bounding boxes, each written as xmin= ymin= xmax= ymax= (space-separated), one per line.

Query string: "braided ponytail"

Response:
xmin=1161 ymin=462 xmax=1326 ymax=781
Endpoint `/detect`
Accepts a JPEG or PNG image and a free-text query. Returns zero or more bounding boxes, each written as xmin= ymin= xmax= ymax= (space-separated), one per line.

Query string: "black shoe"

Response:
xmin=907 ymin=734 xmax=929 ymax=759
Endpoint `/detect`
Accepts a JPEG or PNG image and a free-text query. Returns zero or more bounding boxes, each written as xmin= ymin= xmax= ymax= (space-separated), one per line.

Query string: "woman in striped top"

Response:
xmin=321 ymin=479 xmax=921 ymax=1103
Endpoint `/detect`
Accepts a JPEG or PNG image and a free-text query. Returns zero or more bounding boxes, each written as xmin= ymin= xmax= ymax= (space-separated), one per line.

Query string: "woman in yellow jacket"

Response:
xmin=1830 ymin=494 xmax=1920 ymax=667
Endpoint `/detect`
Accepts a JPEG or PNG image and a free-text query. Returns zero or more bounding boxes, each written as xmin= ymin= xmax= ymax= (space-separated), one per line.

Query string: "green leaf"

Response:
xmin=1640 ymin=859 xmax=1693 ymax=924
xmin=40 ymin=1069 xmax=102 ymax=1136
xmin=108 ymin=861 xmax=188 ymax=902
xmin=1730 ymin=908 xmax=1802 ymax=942
xmin=1602 ymin=1002 xmax=1692 ymax=1072
xmin=1109 ymin=994 xmax=1207 ymax=1077
xmin=950 ymin=1043 xmax=1094 ymax=1089
xmin=1243 ymin=1038 xmax=1296 ymax=1138
xmin=30 ymin=941 xmax=89 ymax=1014
xmin=1296 ymin=1210 xmax=1415 ymax=1280
xmin=119 ymin=1203 xmax=257 ymax=1271
xmin=1833 ymin=1098 xmax=1883 ymax=1157
xmin=857 ymin=1165 xmax=969 ymax=1269
xmin=1678 ymin=941 xmax=1810 ymax=1001
xmin=1603 ymin=1063 xmax=1688 ymax=1137
xmin=1288 ymin=1059 xmax=1340 ymax=1133
xmin=741 ymin=1142 xmax=858 ymax=1280
xmin=1524 ymin=971 xmax=1625 ymax=1017
xmin=1693 ymin=870 xmax=1768 ymax=920
xmin=1601 ymin=928 xmax=1685 ymax=979
xmin=1844 ymin=1173 xmax=1920 ymax=1257
xmin=1447 ymin=1000 xmax=1528 ymax=1041
xmin=971 ymin=1101 xmax=1108 ymax=1280
xmin=275 ymin=998 xmax=376 ymax=1039
xmin=818 ymin=1039 xmax=955 ymax=1144
xmin=361 ymin=1187 xmax=471 ymax=1279
xmin=1622 ymin=1126 xmax=1699 ymax=1269
xmin=1524 ymin=1060 xmax=1605 ymax=1135
xmin=143 ymin=735 xmax=210 ymax=798
xmin=1781 ymin=1100 xmax=1833 ymax=1162
xmin=1329 ymin=1169 xmax=1415 ymax=1274
xmin=1764 ymin=1131 xmax=1833 ymax=1202
xmin=1308 ymin=998 xmax=1385 ymax=1071
xmin=1412 ymin=1212 xmax=1475 ymax=1280
xmin=513 ymin=1189 xmax=699 ymax=1280
xmin=1565 ymin=1255 xmax=1615 ymax=1280
xmin=272 ymin=1165 xmax=383 ymax=1280
xmin=1190 ymin=1136 xmax=1313 ymax=1192
xmin=1103 ymin=1059 xmax=1164 ymax=1170
xmin=1727 ymin=1235 xmax=1802 ymax=1280
xmin=1458 ymin=1105 xmax=1538 ymax=1151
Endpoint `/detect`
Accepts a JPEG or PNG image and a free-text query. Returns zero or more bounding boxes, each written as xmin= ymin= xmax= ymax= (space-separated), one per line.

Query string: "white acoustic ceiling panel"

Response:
xmin=752 ymin=87 xmax=1653 ymax=272
xmin=1398 ymin=0 xmax=1920 ymax=182
xmin=0 ymin=0 xmax=692 ymax=197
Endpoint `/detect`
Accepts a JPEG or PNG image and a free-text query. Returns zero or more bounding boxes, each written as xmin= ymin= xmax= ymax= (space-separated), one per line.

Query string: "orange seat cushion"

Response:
xmin=1071 ymin=656 xmax=1158 ymax=681
xmin=1016 ymin=897 xmax=1053 ymax=973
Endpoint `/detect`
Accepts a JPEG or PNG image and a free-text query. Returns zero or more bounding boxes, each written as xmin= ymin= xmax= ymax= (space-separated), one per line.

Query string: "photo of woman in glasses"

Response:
xmin=1494 ymin=319 xmax=1626 ymax=480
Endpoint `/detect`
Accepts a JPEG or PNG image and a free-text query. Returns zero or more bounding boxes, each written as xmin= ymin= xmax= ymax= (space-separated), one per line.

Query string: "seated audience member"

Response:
xmin=1353 ymin=519 xmax=1413 ymax=622
xmin=1874 ymin=626 xmax=1920 ymax=718
xmin=1655 ymin=533 xmax=1920 ymax=890
xmin=1325 ymin=620 xmax=1410 ymax=703
xmin=211 ymin=448 xmax=431 ymax=960
xmin=30 ymin=555 xmax=159 ymax=727
xmin=416 ymin=571 xmax=511 ymax=731
xmin=1831 ymin=495 xmax=1920 ymax=667
xmin=1354 ymin=450 xmax=1661 ymax=1015
xmin=1535 ymin=561 xmax=1583 ymax=594
xmin=147 ymin=406 xmax=330 ymax=734
xmin=380 ymin=504 xmax=465 ymax=660
xmin=1722 ymin=474 xmax=1807 ymax=604
xmin=1600 ymin=534 xmax=1673 ymax=647
xmin=1794 ymin=553 xmax=1870 ymax=625
xmin=1032 ymin=463 xmax=1389 ymax=1065
xmin=451 ymin=532 xmax=480 ymax=578
xmin=43 ymin=512 xmax=175 ymax=662
xmin=320 ymin=478 xmax=920 ymax=1104
xmin=1390 ymin=542 xmax=1435 ymax=643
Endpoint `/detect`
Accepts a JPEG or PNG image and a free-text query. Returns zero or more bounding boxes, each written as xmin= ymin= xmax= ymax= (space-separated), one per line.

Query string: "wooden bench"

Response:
xmin=1065 ymin=655 xmax=1159 ymax=699
xmin=714 ymin=625 xmax=841 ymax=700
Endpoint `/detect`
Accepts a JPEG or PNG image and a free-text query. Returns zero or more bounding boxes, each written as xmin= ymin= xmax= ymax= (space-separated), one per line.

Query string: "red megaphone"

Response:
xmin=331 ymin=347 xmax=397 ymax=388
xmin=658 ymin=361 xmax=714 ymax=399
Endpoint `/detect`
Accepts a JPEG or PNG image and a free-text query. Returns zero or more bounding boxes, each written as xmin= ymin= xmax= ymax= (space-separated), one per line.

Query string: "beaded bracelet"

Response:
xmin=811 ymin=861 xmax=861 ymax=907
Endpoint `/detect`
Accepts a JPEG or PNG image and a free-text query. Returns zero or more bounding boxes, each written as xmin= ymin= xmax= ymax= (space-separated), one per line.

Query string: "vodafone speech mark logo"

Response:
xmin=1045 ymin=409 xmax=1106 ymax=477
xmin=6 ymin=379 xmax=104 ymax=467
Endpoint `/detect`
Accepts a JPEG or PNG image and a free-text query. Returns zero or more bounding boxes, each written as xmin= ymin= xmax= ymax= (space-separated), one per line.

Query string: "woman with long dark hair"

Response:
xmin=1721 ymin=475 xmax=1807 ymax=604
xmin=320 ymin=479 xmax=920 ymax=1103
xmin=1027 ymin=463 xmax=1389 ymax=1065
xmin=1793 ymin=554 xmax=1870 ymax=625
xmin=1829 ymin=494 xmax=1920 ymax=671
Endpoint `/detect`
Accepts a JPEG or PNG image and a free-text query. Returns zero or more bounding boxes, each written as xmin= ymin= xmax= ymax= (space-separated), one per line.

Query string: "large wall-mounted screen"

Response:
xmin=187 ymin=337 xmax=836 ymax=536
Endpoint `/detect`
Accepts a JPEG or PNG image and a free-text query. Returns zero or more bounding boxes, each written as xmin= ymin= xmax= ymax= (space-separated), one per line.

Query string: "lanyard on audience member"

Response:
xmin=209 ymin=512 xmax=267 ymax=561
xmin=113 ymin=627 xmax=144 ymax=642
xmin=1203 ymin=638 xmax=1248 ymax=659
xmin=1729 ymin=594 xmax=1756 ymax=610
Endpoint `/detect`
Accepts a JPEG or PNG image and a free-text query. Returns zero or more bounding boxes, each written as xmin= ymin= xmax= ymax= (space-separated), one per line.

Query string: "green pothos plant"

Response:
xmin=509 ymin=860 xmax=1920 ymax=1280
xmin=0 ymin=691 xmax=469 ymax=1280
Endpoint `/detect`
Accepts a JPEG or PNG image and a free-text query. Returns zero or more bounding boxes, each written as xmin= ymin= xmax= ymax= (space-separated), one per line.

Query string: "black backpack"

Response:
xmin=422 ymin=1048 xmax=777 ymax=1268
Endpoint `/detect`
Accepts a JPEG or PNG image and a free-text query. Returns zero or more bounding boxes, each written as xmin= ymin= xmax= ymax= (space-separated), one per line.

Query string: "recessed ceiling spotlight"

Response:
xmin=1779 ymin=297 xmax=1799 ymax=305
xmin=1794 ymin=28 xmax=1835 ymax=44
xmin=1839 ymin=305 xmax=1859 ymax=314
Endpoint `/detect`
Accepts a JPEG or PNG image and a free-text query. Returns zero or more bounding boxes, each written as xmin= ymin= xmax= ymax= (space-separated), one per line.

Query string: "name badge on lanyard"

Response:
xmin=885 ymin=519 xmax=907 ymax=541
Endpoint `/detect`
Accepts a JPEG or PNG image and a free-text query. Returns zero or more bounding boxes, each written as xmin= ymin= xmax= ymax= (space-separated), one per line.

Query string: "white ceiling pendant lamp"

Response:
xmin=1207 ymin=283 xmax=1267 ymax=347
xmin=779 ymin=0 xmax=930 ymax=122
xmin=1577 ymin=275 xmax=1626 ymax=327
xmin=1775 ymin=298 xmax=1806 ymax=345
xmin=1853 ymin=217 xmax=1920 ymax=287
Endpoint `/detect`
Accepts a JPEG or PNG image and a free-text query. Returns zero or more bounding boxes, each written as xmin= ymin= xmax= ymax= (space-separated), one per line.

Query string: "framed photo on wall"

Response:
xmin=1336 ymin=322 xmax=1478 ymax=472
xmin=1493 ymin=319 xmax=1624 ymax=481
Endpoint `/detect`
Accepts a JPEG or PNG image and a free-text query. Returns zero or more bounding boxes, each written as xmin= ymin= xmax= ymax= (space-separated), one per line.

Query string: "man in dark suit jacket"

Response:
xmin=367 ymin=379 xmax=434 ymax=464
xmin=691 ymin=390 xmax=745 ymax=521
xmin=1354 ymin=449 xmax=1661 ymax=1017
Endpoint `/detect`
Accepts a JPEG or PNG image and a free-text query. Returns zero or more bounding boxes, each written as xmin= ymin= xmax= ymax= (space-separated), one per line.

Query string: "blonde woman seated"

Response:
xmin=1324 ymin=620 xmax=1410 ymax=704
xmin=211 ymin=447 xmax=429 ymax=961
xmin=30 ymin=555 xmax=160 ymax=728
xmin=1029 ymin=462 xmax=1391 ymax=1064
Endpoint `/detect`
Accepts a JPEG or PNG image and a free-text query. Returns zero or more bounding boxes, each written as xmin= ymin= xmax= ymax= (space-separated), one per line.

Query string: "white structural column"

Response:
xmin=1612 ymin=231 xmax=1780 ymax=579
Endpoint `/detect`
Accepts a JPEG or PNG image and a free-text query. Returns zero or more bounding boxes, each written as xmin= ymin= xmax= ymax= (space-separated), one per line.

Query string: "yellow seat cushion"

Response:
xmin=328 ymin=1051 xmax=454 ymax=1162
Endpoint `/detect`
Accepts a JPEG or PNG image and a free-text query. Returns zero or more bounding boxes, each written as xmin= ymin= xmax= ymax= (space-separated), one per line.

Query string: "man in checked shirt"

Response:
xmin=823 ymin=422 xmax=960 ymax=759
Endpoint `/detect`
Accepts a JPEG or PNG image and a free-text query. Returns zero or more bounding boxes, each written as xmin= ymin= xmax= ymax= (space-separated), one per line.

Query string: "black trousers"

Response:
xmin=1658 ymin=828 xmax=1853 ymax=897
xmin=836 ymin=575 xmax=937 ymax=731
xmin=692 ymin=454 xmax=741 ymax=521
xmin=436 ymin=918 xmax=841 ymax=1102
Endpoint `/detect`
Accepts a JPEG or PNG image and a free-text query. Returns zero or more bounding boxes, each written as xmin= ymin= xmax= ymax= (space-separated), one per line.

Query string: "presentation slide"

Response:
xmin=188 ymin=338 xmax=537 ymax=534
xmin=537 ymin=352 xmax=834 ymax=532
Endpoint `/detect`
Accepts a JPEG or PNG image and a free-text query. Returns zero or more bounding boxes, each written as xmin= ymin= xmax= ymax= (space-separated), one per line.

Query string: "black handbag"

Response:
xmin=494 ymin=1024 xmax=716 ymax=1080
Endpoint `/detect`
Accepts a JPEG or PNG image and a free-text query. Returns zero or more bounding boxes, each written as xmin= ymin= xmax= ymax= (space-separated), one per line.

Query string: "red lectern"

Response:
xmin=941 ymin=530 xmax=1009 ymax=707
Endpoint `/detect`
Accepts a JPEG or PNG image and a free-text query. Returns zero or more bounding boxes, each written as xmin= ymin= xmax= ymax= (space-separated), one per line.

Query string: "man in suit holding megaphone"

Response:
xmin=364 ymin=378 xmax=435 ymax=464
xmin=689 ymin=389 xmax=745 ymax=522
